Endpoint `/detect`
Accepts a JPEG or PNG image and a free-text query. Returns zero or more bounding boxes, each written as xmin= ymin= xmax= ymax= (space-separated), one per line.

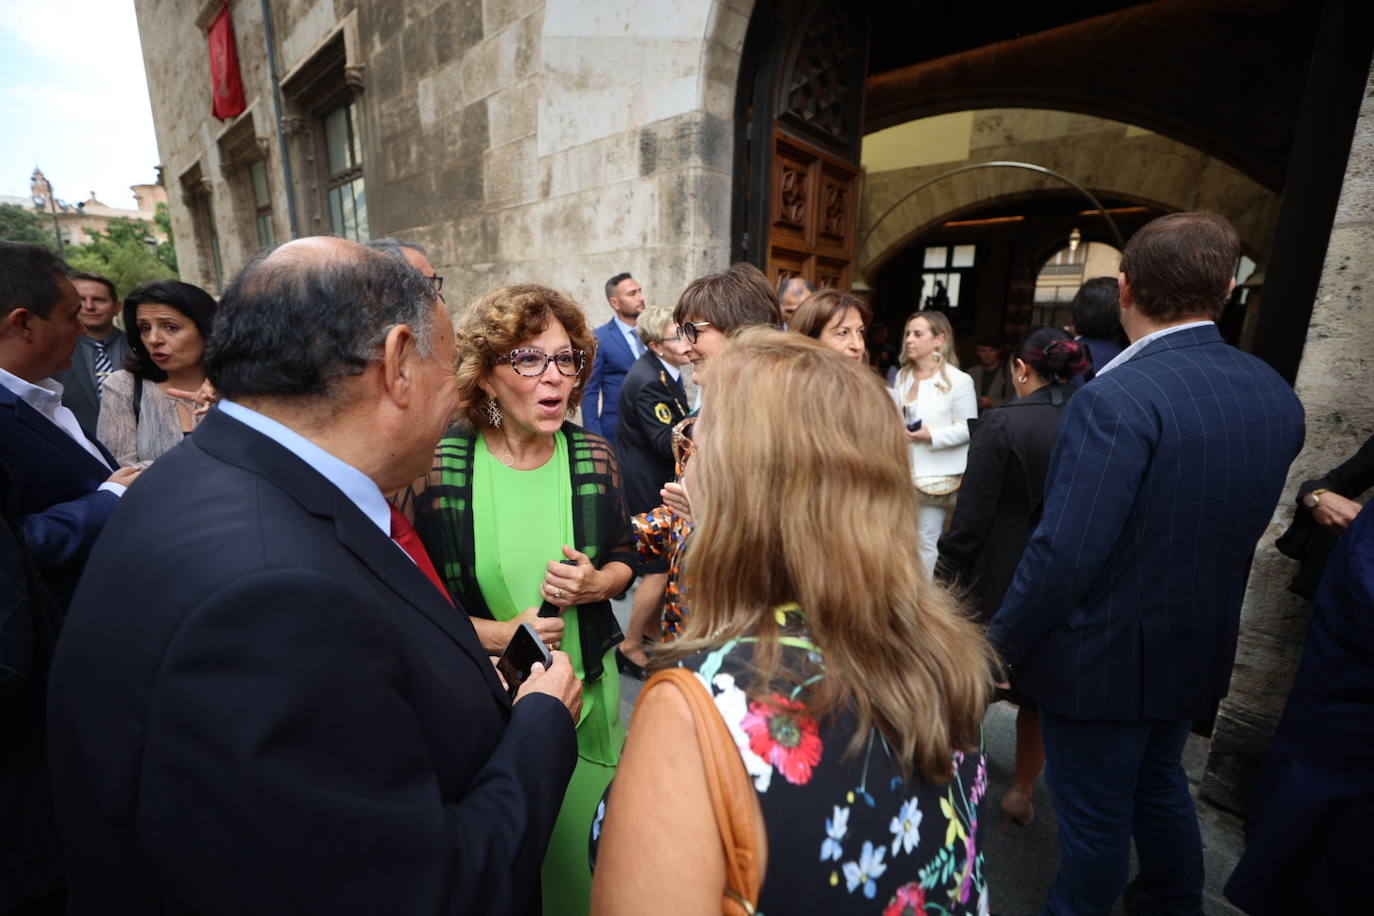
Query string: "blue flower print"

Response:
xmin=889 ymin=796 xmax=922 ymax=856
xmin=841 ymin=840 xmax=887 ymax=898
xmin=820 ymin=804 xmax=849 ymax=861
xmin=591 ymin=798 xmax=606 ymax=841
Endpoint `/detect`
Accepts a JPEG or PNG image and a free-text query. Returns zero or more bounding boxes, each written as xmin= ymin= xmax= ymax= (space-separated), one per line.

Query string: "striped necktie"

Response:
xmin=92 ymin=340 xmax=113 ymax=397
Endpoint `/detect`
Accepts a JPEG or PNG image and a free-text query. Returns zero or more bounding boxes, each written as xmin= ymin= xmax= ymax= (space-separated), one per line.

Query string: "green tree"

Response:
xmin=66 ymin=216 xmax=178 ymax=295
xmin=0 ymin=203 xmax=59 ymax=249
xmin=153 ymin=202 xmax=178 ymax=273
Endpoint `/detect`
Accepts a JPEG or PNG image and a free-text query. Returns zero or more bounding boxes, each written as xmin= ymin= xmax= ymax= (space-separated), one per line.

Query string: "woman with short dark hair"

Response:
xmin=97 ymin=280 xmax=217 ymax=467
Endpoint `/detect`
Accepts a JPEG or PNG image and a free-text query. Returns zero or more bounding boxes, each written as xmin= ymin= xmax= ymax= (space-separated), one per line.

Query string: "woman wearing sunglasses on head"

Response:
xmin=401 ymin=284 xmax=636 ymax=916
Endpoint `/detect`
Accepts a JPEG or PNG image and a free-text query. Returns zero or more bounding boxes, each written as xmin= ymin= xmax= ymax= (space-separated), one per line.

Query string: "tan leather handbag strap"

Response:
xmin=638 ymin=667 xmax=762 ymax=915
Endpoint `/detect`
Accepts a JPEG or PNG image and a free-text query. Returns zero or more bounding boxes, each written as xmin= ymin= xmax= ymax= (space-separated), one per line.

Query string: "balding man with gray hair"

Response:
xmin=49 ymin=237 xmax=580 ymax=915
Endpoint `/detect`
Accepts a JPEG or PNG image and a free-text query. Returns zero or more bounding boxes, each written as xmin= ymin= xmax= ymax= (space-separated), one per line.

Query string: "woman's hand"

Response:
xmin=906 ymin=425 xmax=933 ymax=443
xmin=165 ymin=379 xmax=220 ymax=420
xmin=510 ymin=606 xmax=565 ymax=650
xmin=541 ymin=546 xmax=630 ymax=607
xmin=660 ymin=481 xmax=692 ymax=523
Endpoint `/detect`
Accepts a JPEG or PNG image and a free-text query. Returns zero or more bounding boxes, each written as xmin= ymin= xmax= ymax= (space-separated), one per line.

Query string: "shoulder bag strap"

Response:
xmin=638 ymin=667 xmax=763 ymax=915
xmin=132 ymin=374 xmax=143 ymax=427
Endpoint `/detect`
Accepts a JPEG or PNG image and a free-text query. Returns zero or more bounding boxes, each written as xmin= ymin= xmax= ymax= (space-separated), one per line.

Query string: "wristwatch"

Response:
xmin=1303 ymin=488 xmax=1330 ymax=510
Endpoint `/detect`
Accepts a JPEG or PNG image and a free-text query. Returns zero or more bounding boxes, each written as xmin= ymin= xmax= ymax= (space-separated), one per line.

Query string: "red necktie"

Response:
xmin=389 ymin=506 xmax=453 ymax=605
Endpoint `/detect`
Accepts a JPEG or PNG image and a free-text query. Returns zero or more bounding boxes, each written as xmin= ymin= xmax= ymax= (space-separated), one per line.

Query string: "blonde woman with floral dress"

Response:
xmin=591 ymin=330 xmax=994 ymax=916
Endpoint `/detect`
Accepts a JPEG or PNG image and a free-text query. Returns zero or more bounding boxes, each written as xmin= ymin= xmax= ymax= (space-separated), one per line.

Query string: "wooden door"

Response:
xmin=766 ymin=127 xmax=861 ymax=291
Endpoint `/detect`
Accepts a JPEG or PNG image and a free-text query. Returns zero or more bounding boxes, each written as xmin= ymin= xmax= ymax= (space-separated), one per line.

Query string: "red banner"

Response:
xmin=208 ymin=4 xmax=246 ymax=121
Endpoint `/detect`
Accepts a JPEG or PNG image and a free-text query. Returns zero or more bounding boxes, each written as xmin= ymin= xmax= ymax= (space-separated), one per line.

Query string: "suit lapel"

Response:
xmin=604 ymin=319 xmax=633 ymax=366
xmin=3 ymin=390 xmax=114 ymax=476
xmin=194 ymin=411 xmax=510 ymax=707
xmin=331 ymin=508 xmax=512 ymax=708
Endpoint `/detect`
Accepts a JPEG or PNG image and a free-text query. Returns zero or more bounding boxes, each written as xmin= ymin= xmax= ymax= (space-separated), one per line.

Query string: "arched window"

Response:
xmin=1031 ymin=239 xmax=1121 ymax=328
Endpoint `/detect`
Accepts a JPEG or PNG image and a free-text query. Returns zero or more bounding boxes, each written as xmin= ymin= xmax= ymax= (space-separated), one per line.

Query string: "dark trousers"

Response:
xmin=1038 ymin=710 xmax=1203 ymax=916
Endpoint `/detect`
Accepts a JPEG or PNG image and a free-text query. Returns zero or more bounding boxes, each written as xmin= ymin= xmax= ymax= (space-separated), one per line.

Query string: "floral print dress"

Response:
xmin=591 ymin=608 xmax=989 ymax=915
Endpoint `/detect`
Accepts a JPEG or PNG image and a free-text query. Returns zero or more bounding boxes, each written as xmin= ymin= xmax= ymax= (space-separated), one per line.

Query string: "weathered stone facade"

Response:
xmin=134 ymin=0 xmax=750 ymax=323
xmin=1201 ymin=58 xmax=1374 ymax=813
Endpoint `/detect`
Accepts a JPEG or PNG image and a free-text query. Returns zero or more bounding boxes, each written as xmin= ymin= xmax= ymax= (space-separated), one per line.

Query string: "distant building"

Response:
xmin=13 ymin=168 xmax=168 ymax=249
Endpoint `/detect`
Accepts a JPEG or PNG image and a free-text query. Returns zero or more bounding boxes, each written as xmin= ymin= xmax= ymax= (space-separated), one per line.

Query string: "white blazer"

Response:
xmin=892 ymin=365 xmax=978 ymax=480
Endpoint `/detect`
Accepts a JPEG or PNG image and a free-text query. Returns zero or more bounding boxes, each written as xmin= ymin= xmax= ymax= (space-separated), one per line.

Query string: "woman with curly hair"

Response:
xmin=401 ymin=284 xmax=636 ymax=916
xmin=591 ymin=329 xmax=994 ymax=915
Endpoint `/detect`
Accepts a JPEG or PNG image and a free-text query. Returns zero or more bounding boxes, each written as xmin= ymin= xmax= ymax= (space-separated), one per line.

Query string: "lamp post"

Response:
xmin=857 ymin=160 xmax=1127 ymax=266
xmin=45 ymin=182 xmax=65 ymax=257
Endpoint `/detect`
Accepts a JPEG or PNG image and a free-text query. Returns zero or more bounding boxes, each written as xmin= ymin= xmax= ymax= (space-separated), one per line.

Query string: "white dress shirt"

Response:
xmin=654 ymin=356 xmax=682 ymax=382
xmin=613 ymin=315 xmax=644 ymax=357
xmin=0 ymin=366 xmax=124 ymax=495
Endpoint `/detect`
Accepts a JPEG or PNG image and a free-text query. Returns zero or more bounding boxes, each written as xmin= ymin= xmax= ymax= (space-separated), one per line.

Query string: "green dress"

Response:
xmin=471 ymin=431 xmax=624 ymax=916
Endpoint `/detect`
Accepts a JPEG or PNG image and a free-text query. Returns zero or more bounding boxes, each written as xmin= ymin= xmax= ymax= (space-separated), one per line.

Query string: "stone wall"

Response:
xmin=858 ymin=109 xmax=1280 ymax=281
xmin=1201 ymin=60 xmax=1374 ymax=813
xmin=133 ymin=0 xmax=751 ymax=324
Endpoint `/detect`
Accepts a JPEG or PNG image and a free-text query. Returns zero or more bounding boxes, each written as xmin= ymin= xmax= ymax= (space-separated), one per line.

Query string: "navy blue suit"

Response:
xmin=988 ymin=323 xmax=1304 ymax=914
xmin=47 ymin=408 xmax=576 ymax=915
xmin=1225 ymin=503 xmax=1374 ymax=915
xmin=0 ymin=385 xmax=118 ymax=609
xmin=582 ymin=318 xmax=637 ymax=438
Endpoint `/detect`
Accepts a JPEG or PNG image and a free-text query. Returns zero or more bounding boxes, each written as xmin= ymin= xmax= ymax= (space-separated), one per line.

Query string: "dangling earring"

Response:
xmin=484 ymin=395 xmax=502 ymax=428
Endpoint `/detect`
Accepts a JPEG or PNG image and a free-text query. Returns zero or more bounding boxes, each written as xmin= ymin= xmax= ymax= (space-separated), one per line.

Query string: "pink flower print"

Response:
xmin=882 ymin=882 xmax=926 ymax=916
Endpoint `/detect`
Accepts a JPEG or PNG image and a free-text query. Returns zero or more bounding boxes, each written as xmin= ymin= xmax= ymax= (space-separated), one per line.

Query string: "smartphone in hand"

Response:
xmin=496 ymin=622 xmax=554 ymax=699
xmin=537 ymin=558 xmax=579 ymax=617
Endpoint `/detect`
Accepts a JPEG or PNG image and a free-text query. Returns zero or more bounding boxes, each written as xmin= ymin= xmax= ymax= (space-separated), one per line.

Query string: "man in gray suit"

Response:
xmin=54 ymin=272 xmax=131 ymax=441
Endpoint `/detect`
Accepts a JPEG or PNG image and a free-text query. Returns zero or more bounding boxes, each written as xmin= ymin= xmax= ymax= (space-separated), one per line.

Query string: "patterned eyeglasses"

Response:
xmin=678 ymin=321 xmax=715 ymax=344
xmin=501 ymin=347 xmax=586 ymax=377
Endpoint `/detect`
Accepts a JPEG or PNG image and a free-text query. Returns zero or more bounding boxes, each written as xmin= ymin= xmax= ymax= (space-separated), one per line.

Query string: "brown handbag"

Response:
xmin=635 ymin=667 xmax=764 ymax=915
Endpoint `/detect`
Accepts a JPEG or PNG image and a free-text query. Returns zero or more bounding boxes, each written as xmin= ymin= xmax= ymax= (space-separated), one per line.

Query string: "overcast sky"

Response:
xmin=0 ymin=0 xmax=162 ymax=209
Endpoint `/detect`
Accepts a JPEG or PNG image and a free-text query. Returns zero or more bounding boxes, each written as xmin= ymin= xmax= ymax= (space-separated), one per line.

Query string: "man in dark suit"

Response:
xmin=988 ymin=213 xmax=1305 ymax=916
xmin=48 ymin=238 xmax=581 ymax=914
xmin=582 ymin=272 xmax=645 ymax=437
xmin=52 ymin=271 xmax=131 ymax=441
xmin=0 ymin=244 xmax=140 ymax=610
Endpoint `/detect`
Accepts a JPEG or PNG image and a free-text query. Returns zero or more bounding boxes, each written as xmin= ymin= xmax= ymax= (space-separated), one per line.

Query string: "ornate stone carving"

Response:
xmin=344 ymin=65 xmax=366 ymax=91
xmin=282 ymin=116 xmax=310 ymax=137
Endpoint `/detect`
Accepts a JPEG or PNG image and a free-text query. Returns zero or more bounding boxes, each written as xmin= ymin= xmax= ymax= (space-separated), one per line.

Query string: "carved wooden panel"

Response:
xmin=778 ymin=4 xmax=861 ymax=155
xmin=766 ymin=126 xmax=860 ymax=293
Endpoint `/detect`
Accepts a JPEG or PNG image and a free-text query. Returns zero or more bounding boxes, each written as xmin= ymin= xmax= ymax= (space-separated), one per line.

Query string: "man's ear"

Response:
xmin=1117 ymin=271 xmax=1134 ymax=313
xmin=1 ymin=307 xmax=34 ymax=340
xmin=379 ymin=323 xmax=420 ymax=407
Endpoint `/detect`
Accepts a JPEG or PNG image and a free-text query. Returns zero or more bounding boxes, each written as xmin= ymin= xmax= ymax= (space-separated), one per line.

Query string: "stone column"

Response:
xmin=1200 ymin=60 xmax=1374 ymax=813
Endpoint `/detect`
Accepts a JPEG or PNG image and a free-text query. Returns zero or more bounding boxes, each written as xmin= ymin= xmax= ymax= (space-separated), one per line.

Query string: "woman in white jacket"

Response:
xmin=892 ymin=310 xmax=978 ymax=576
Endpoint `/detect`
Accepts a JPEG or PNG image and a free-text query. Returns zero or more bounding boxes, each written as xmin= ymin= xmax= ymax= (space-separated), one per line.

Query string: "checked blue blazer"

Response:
xmin=987 ymin=324 xmax=1305 ymax=721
